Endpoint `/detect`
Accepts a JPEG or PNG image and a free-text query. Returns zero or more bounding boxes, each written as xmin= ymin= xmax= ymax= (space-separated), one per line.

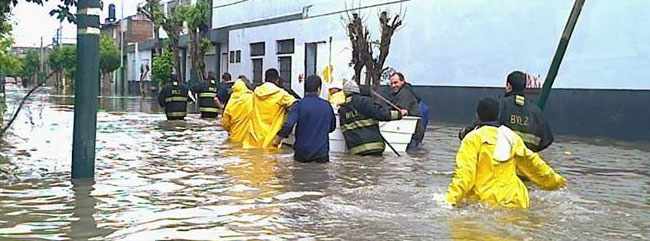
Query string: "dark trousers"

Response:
xmin=200 ymin=112 xmax=218 ymax=119
xmin=295 ymin=155 xmax=329 ymax=163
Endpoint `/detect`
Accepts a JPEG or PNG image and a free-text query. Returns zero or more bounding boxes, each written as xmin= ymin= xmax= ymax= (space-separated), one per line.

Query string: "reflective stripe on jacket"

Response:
xmin=194 ymin=81 xmax=219 ymax=115
xmin=338 ymin=94 xmax=402 ymax=155
xmin=498 ymin=93 xmax=554 ymax=152
xmin=158 ymin=82 xmax=190 ymax=120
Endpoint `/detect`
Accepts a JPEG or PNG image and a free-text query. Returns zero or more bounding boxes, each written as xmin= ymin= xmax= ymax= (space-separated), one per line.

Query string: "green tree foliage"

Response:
xmin=8 ymin=0 xmax=77 ymax=23
xmin=99 ymin=35 xmax=120 ymax=75
xmin=152 ymin=49 xmax=173 ymax=87
xmin=20 ymin=49 xmax=40 ymax=78
xmin=139 ymin=0 xmax=184 ymax=82
xmin=0 ymin=36 xmax=22 ymax=76
xmin=48 ymin=45 xmax=76 ymax=85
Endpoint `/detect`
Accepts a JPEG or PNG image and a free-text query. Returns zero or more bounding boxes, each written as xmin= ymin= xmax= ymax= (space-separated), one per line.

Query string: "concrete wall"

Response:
xmin=413 ymin=86 xmax=650 ymax=141
xmin=208 ymin=0 xmax=650 ymax=140
xmin=214 ymin=0 xmax=650 ymax=90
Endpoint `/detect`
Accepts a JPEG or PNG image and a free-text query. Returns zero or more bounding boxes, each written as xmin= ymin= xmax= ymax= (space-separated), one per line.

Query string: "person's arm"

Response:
xmin=280 ymin=90 xmax=297 ymax=109
xmin=328 ymin=105 xmax=336 ymax=133
xmin=277 ymin=103 xmax=300 ymax=138
xmin=215 ymin=97 xmax=224 ymax=109
xmin=445 ymin=134 xmax=480 ymax=206
xmin=222 ymin=108 xmax=232 ymax=131
xmin=157 ymin=86 xmax=167 ymax=107
xmin=394 ymin=91 xmax=420 ymax=116
xmin=536 ymin=112 xmax=554 ymax=151
xmin=516 ymin=141 xmax=566 ymax=190
xmin=356 ymin=96 xmax=402 ymax=121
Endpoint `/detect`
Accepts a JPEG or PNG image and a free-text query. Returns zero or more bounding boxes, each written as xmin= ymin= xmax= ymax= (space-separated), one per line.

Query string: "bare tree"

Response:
xmin=344 ymin=5 xmax=403 ymax=91
xmin=180 ymin=0 xmax=210 ymax=82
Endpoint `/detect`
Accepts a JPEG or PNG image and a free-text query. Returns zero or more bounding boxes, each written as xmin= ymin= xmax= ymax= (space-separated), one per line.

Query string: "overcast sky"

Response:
xmin=11 ymin=0 xmax=146 ymax=47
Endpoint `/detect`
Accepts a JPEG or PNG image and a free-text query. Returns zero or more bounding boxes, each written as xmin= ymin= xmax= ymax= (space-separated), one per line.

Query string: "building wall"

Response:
xmin=415 ymin=86 xmax=650 ymax=141
xmin=214 ymin=0 xmax=650 ymax=90
xmin=127 ymin=20 xmax=154 ymax=44
xmin=212 ymin=0 xmax=650 ymax=140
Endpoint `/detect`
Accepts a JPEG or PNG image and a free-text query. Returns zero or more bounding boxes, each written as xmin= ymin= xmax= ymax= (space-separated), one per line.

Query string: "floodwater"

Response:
xmin=1 ymin=84 xmax=648 ymax=240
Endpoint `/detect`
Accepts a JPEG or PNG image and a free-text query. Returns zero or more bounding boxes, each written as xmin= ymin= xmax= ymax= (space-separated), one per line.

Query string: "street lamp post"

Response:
xmin=71 ymin=0 xmax=101 ymax=179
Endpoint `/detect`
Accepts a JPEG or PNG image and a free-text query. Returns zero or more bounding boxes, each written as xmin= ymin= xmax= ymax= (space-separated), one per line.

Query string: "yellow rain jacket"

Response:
xmin=222 ymin=80 xmax=253 ymax=142
xmin=242 ymin=82 xmax=297 ymax=148
xmin=446 ymin=125 xmax=566 ymax=208
xmin=328 ymin=91 xmax=346 ymax=107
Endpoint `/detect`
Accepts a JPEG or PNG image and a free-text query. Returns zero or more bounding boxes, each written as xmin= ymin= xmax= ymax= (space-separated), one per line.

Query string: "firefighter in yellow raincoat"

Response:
xmin=222 ymin=78 xmax=253 ymax=142
xmin=446 ymin=97 xmax=566 ymax=209
xmin=242 ymin=69 xmax=297 ymax=148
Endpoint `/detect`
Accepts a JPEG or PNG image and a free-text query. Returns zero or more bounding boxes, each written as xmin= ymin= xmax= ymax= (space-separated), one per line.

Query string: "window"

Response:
xmin=305 ymin=43 xmax=317 ymax=77
xmin=278 ymin=57 xmax=291 ymax=88
xmin=276 ymin=39 xmax=295 ymax=54
xmin=250 ymin=42 xmax=265 ymax=57
xmin=252 ymin=59 xmax=263 ymax=84
xmin=229 ymin=50 xmax=241 ymax=63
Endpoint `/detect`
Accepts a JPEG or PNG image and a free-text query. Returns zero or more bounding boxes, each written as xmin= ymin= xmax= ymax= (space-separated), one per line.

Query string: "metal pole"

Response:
xmin=40 ymin=37 xmax=44 ymax=73
xmin=537 ymin=0 xmax=585 ymax=110
xmin=72 ymin=0 xmax=101 ymax=179
xmin=120 ymin=0 xmax=126 ymax=95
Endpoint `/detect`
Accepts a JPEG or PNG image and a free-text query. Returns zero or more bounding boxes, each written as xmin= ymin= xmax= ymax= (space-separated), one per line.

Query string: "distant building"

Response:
xmin=10 ymin=46 xmax=41 ymax=59
xmin=101 ymin=13 xmax=155 ymax=94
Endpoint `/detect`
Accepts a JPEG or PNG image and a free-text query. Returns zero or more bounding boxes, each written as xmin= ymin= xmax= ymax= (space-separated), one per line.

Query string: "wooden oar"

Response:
xmin=371 ymin=89 xmax=401 ymax=111
xmin=369 ymin=89 xmax=403 ymax=157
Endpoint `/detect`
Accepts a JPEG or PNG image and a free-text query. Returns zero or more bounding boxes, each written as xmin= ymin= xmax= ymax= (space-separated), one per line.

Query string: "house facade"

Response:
xmin=202 ymin=0 xmax=650 ymax=140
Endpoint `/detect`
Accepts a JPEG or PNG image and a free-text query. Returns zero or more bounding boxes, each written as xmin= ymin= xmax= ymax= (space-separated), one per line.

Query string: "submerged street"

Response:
xmin=1 ymin=85 xmax=649 ymax=240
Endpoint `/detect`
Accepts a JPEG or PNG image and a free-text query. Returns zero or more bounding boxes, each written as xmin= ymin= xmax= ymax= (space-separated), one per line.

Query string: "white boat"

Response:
xmin=283 ymin=114 xmax=420 ymax=153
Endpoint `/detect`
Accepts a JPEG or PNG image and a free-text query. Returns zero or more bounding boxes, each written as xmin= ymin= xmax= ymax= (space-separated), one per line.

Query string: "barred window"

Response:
xmin=278 ymin=57 xmax=292 ymax=88
xmin=276 ymin=39 xmax=294 ymax=54
xmin=250 ymin=42 xmax=265 ymax=57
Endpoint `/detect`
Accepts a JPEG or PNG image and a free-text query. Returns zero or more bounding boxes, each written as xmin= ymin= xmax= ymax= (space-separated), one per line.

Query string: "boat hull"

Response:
xmin=283 ymin=116 xmax=420 ymax=153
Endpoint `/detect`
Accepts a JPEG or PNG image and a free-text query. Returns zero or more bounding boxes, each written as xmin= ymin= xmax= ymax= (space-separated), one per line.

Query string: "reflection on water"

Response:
xmin=0 ymin=84 xmax=649 ymax=240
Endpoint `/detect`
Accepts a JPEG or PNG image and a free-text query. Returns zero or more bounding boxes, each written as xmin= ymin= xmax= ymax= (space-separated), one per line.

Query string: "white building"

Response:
xmin=122 ymin=0 xmax=649 ymax=140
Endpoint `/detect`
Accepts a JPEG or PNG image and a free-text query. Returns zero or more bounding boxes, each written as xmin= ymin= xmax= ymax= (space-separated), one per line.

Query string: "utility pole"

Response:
xmin=120 ymin=0 xmax=126 ymax=96
xmin=537 ymin=0 xmax=585 ymax=110
xmin=72 ymin=0 xmax=101 ymax=179
xmin=40 ymin=37 xmax=44 ymax=73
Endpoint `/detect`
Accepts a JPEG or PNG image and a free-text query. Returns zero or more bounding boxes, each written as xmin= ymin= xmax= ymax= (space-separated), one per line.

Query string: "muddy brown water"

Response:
xmin=1 ymin=85 xmax=648 ymax=240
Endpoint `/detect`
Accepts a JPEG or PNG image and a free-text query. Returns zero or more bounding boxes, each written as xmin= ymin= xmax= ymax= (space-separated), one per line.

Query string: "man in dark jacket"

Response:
xmin=498 ymin=71 xmax=553 ymax=151
xmin=192 ymin=72 xmax=220 ymax=118
xmin=459 ymin=71 xmax=553 ymax=152
xmin=217 ymin=72 xmax=234 ymax=107
xmin=274 ymin=75 xmax=336 ymax=162
xmin=339 ymin=80 xmax=407 ymax=156
xmin=388 ymin=72 xmax=425 ymax=150
xmin=158 ymin=75 xmax=192 ymax=120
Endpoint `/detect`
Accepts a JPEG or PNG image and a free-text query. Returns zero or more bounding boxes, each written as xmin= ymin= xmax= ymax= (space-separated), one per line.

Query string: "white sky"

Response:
xmin=10 ymin=0 xmax=146 ymax=47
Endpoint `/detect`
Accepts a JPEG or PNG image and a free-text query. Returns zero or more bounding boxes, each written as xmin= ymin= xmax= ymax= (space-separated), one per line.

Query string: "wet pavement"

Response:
xmin=1 ymin=84 xmax=649 ymax=240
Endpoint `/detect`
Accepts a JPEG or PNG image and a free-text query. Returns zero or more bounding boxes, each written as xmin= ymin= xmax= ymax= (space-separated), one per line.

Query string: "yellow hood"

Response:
xmin=243 ymin=82 xmax=297 ymax=148
xmin=445 ymin=125 xmax=566 ymax=208
xmin=230 ymin=79 xmax=252 ymax=100
xmin=222 ymin=79 xmax=253 ymax=142
xmin=253 ymin=82 xmax=283 ymax=99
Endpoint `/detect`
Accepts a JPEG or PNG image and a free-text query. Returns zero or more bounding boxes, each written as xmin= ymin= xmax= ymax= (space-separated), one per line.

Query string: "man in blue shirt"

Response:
xmin=273 ymin=75 xmax=336 ymax=162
